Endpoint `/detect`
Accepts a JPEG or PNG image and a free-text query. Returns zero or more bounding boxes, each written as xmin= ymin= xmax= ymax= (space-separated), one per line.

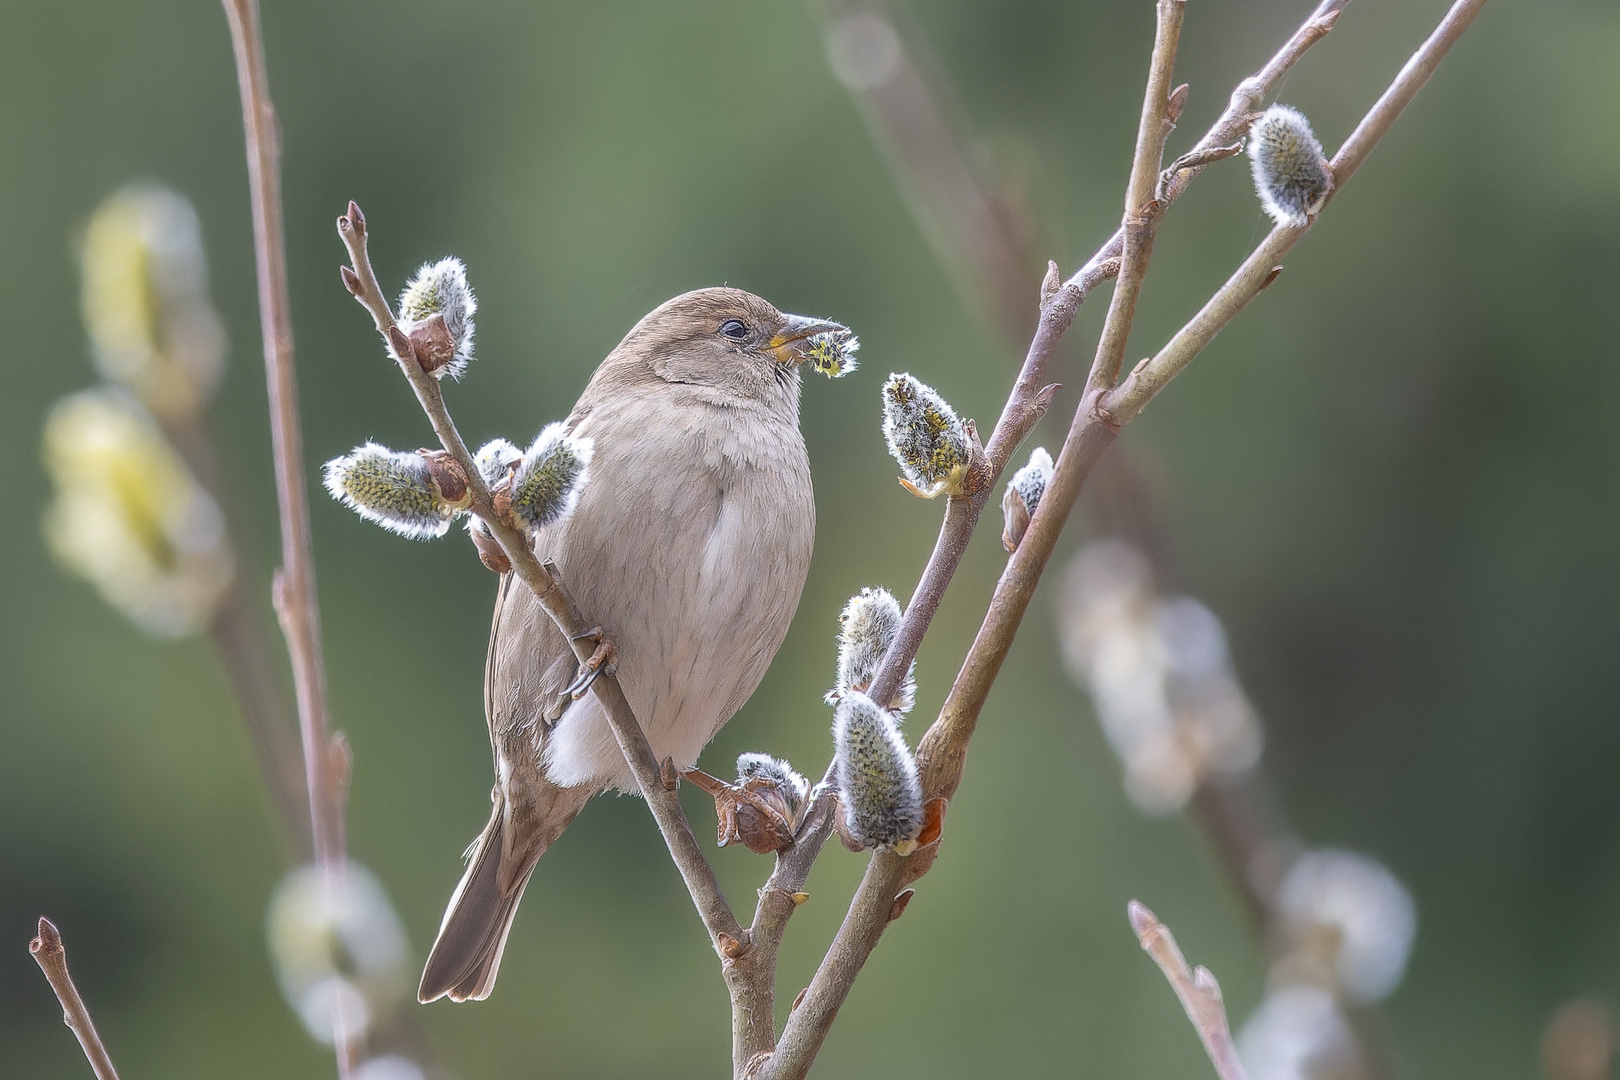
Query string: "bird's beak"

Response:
xmin=768 ymin=314 xmax=849 ymax=365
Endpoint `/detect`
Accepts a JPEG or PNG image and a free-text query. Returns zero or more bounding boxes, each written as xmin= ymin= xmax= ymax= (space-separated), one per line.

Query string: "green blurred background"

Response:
xmin=4 ymin=0 xmax=1617 ymax=1076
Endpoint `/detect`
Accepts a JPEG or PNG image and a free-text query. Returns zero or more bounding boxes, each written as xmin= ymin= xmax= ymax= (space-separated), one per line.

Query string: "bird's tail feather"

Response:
xmin=419 ymin=785 xmax=591 ymax=1003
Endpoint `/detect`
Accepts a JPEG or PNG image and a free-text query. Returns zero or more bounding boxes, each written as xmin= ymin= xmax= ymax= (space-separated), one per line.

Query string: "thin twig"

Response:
xmin=334 ymin=207 xmax=743 ymax=955
xmin=1074 ymin=0 xmax=1350 ymax=313
xmin=30 ymin=919 xmax=121 ymax=1080
xmin=1128 ymin=901 xmax=1249 ymax=1080
xmin=220 ymin=4 xmax=355 ymax=1072
xmin=1102 ymin=0 xmax=1488 ymax=424
xmin=1085 ymin=0 xmax=1186 ymax=395
xmin=219 ymin=0 xmax=343 ymax=870
xmin=762 ymin=2 xmax=1481 ymax=1073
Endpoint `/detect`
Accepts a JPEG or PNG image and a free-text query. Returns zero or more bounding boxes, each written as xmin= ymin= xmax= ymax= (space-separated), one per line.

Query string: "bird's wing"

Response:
xmin=482 ymin=567 xmax=592 ymax=890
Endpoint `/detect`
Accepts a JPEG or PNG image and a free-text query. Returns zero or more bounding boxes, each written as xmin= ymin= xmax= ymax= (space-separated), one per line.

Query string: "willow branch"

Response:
xmin=1128 ymin=902 xmax=1249 ymax=1080
xmin=334 ymin=207 xmax=742 ymax=956
xmin=764 ymin=2 xmax=1482 ymax=1073
xmin=219 ymin=0 xmax=343 ymax=872
xmin=1085 ymin=0 xmax=1186 ymax=395
xmin=1076 ymin=0 xmax=1349 ymax=314
xmin=30 ymin=919 xmax=121 ymax=1080
xmin=1102 ymin=0 xmax=1488 ymax=424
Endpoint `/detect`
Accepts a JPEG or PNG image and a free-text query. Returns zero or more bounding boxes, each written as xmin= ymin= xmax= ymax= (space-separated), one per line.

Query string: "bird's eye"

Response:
xmin=720 ymin=319 xmax=749 ymax=340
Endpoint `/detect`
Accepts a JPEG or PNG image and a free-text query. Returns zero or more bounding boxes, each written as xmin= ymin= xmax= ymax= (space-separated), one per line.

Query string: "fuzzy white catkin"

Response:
xmin=736 ymin=753 xmax=810 ymax=816
xmin=473 ymin=437 xmax=522 ymax=485
xmin=833 ymin=691 xmax=923 ymax=850
xmin=828 ymin=586 xmax=917 ymax=714
xmin=507 ymin=423 xmax=593 ymax=531
xmin=1001 ymin=446 xmax=1052 ymax=550
xmin=323 ymin=443 xmax=455 ymax=540
xmin=397 ymin=257 xmax=477 ymax=379
xmin=1248 ymin=104 xmax=1332 ymax=228
xmin=881 ymin=372 xmax=971 ymax=498
xmin=267 ymin=860 xmax=410 ymax=1046
xmin=1277 ymin=848 xmax=1416 ymax=1003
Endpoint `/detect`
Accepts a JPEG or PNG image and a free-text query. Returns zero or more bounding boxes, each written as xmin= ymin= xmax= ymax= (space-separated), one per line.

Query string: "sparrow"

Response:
xmin=418 ymin=288 xmax=846 ymax=1003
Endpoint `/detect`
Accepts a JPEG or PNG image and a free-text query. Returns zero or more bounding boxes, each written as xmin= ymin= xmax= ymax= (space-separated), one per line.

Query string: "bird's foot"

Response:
xmin=565 ymin=627 xmax=617 ymax=700
xmin=682 ymin=768 xmax=797 ymax=855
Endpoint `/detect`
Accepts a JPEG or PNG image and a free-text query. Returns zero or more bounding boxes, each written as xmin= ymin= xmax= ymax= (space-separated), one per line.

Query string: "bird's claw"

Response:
xmin=565 ymin=628 xmax=617 ymax=699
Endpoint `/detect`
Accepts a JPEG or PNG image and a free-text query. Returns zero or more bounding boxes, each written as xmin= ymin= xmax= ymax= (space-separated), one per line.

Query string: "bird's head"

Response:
xmin=604 ymin=287 xmax=852 ymax=406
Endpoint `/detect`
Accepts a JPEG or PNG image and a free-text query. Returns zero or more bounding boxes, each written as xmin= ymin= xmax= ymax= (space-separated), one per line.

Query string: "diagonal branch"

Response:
xmin=334 ymin=207 xmax=742 ymax=957
xmin=30 ymin=919 xmax=121 ymax=1080
xmin=761 ymin=2 xmax=1483 ymax=1075
xmin=1102 ymin=0 xmax=1489 ymax=425
xmin=1129 ymin=902 xmax=1249 ymax=1080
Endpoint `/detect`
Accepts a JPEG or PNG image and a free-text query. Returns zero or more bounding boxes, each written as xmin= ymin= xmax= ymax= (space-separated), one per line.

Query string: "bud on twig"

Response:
xmin=881 ymin=373 xmax=972 ymax=499
xmin=322 ymin=443 xmax=460 ymax=539
xmin=397 ymin=257 xmax=477 ymax=379
xmin=806 ymin=330 xmax=860 ymax=378
xmin=826 ymin=586 xmax=915 ymax=715
xmin=506 ymin=423 xmax=593 ymax=531
xmin=1001 ymin=446 xmax=1053 ymax=553
xmin=1248 ymin=104 xmax=1332 ymax=228
xmin=832 ymin=691 xmax=924 ymax=853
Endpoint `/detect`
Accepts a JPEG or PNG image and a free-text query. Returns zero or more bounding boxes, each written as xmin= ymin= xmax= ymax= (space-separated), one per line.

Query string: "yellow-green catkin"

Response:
xmin=42 ymin=388 xmax=233 ymax=636
xmin=508 ymin=423 xmax=593 ymax=531
xmin=1248 ymin=104 xmax=1332 ymax=228
xmin=806 ymin=330 xmax=859 ymax=378
xmin=79 ymin=185 xmax=226 ymax=420
xmin=397 ymin=258 xmax=477 ymax=379
xmin=881 ymin=372 xmax=970 ymax=498
xmin=323 ymin=443 xmax=456 ymax=539
xmin=833 ymin=691 xmax=923 ymax=851
xmin=826 ymin=586 xmax=916 ymax=716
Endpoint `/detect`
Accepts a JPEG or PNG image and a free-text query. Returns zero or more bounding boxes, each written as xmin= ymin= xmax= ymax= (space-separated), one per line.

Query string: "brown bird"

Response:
xmin=418 ymin=288 xmax=848 ymax=1003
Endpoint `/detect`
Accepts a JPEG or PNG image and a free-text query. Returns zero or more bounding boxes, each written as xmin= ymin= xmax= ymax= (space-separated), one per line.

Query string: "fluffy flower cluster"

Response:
xmin=1056 ymin=539 xmax=1263 ymax=814
xmin=881 ymin=373 xmax=971 ymax=498
xmin=506 ymin=423 xmax=593 ymax=531
xmin=267 ymin=860 xmax=410 ymax=1047
xmin=832 ymin=691 xmax=923 ymax=852
xmin=826 ymin=585 xmax=916 ymax=715
xmin=42 ymin=389 xmax=233 ymax=637
xmin=397 ymin=257 xmax=477 ymax=379
xmin=324 ymin=427 xmax=591 ymax=542
xmin=79 ymin=185 xmax=227 ymax=420
xmin=806 ymin=330 xmax=859 ymax=378
xmin=1248 ymin=104 xmax=1332 ymax=228
xmin=323 ymin=444 xmax=462 ymax=540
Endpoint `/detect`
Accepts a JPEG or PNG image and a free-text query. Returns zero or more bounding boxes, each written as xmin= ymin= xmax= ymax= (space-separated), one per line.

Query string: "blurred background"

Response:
xmin=3 ymin=0 xmax=1617 ymax=1077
